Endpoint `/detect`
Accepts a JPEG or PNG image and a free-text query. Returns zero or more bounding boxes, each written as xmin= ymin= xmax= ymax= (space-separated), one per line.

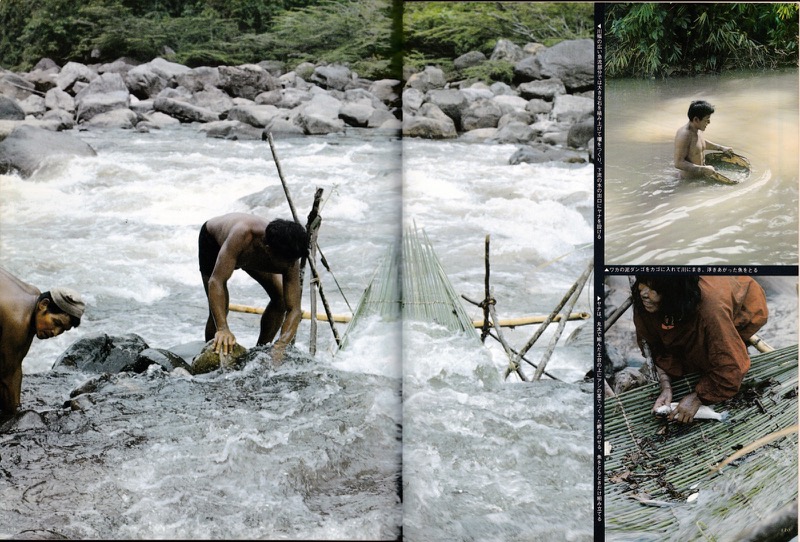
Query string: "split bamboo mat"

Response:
xmin=604 ymin=344 xmax=798 ymax=537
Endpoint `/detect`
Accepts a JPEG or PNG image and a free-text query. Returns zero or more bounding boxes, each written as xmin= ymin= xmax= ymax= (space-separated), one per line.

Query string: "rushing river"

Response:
xmin=0 ymin=127 xmax=594 ymax=539
xmin=604 ymin=69 xmax=799 ymax=266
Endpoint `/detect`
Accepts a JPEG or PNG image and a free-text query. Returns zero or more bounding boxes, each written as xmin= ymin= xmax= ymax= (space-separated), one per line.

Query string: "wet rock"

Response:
xmin=0 ymin=95 xmax=26 ymax=120
xmin=136 ymin=348 xmax=193 ymax=373
xmin=11 ymin=529 xmax=69 ymax=540
xmin=0 ymin=125 xmax=97 ymax=177
xmin=53 ymin=332 xmax=150 ymax=373
xmin=191 ymin=341 xmax=249 ymax=375
xmin=612 ymin=367 xmax=649 ymax=395
xmin=0 ymin=409 xmax=47 ymax=432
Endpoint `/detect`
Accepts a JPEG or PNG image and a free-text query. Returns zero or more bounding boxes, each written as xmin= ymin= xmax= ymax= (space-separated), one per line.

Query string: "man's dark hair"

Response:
xmin=38 ymin=292 xmax=81 ymax=328
xmin=631 ymin=275 xmax=701 ymax=324
xmin=265 ymin=219 xmax=308 ymax=260
xmin=688 ymin=100 xmax=715 ymax=121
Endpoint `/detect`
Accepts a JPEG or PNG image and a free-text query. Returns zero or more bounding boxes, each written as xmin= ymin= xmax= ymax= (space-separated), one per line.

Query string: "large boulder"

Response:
xmin=490 ymin=39 xmax=524 ymax=62
xmin=0 ymin=125 xmax=97 ymax=177
xmin=0 ymin=96 xmax=25 ymax=120
xmin=218 ymin=64 xmax=277 ymax=101
xmin=518 ymin=79 xmax=567 ymax=101
xmin=460 ymin=98 xmax=503 ymax=131
xmin=56 ymin=62 xmax=98 ymax=94
xmin=53 ymin=333 xmax=151 ymax=373
xmin=74 ymin=72 xmax=131 ymax=123
xmin=534 ymin=39 xmax=594 ymax=92
xmin=153 ymin=97 xmax=219 ymax=123
xmin=405 ymin=66 xmax=446 ymax=93
xmin=454 ymin=51 xmax=487 ymax=71
xmin=309 ymin=64 xmax=352 ymax=91
xmin=425 ymin=89 xmax=467 ymax=129
xmin=0 ymin=72 xmax=36 ymax=101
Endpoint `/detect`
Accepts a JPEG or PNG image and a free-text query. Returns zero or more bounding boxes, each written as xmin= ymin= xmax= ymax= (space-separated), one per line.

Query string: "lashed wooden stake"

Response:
xmin=266 ymin=132 xmax=340 ymax=346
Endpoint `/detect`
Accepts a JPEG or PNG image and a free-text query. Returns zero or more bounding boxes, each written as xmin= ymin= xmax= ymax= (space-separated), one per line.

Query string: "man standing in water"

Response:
xmin=674 ymin=100 xmax=734 ymax=178
xmin=199 ymin=213 xmax=308 ymax=363
xmin=0 ymin=267 xmax=85 ymax=415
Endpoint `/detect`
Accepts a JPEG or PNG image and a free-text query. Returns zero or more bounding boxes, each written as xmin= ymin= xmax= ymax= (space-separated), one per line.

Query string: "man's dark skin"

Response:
xmin=0 ymin=268 xmax=80 ymax=414
xmin=201 ymin=213 xmax=303 ymax=363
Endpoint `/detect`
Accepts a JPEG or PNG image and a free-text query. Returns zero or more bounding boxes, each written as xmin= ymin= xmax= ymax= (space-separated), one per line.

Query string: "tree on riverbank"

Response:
xmin=403 ymin=2 xmax=593 ymax=76
xmin=605 ymin=3 xmax=799 ymax=78
xmin=0 ymin=0 xmax=401 ymax=79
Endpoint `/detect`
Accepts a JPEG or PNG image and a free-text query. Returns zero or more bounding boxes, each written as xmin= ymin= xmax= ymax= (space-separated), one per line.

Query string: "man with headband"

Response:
xmin=0 ymin=267 xmax=85 ymax=415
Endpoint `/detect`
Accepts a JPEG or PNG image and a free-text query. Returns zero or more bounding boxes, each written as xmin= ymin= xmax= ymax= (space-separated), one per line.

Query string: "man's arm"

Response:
xmin=705 ymin=140 xmax=733 ymax=154
xmin=207 ymin=230 xmax=249 ymax=355
xmin=271 ymin=261 xmax=302 ymax=362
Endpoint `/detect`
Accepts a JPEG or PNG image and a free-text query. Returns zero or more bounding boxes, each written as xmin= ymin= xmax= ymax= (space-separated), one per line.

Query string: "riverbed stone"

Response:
xmin=0 ymin=124 xmax=97 ymax=177
xmin=54 ymin=332 xmax=151 ymax=374
xmin=0 ymin=96 xmax=25 ymax=120
xmin=191 ymin=341 xmax=249 ymax=375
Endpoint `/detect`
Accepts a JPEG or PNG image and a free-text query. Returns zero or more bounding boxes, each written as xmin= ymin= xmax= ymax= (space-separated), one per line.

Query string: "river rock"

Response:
xmin=426 ymin=89 xmax=467 ymax=128
xmin=454 ymin=51 xmax=487 ymax=71
xmin=461 ymin=98 xmax=503 ymax=131
xmin=535 ymin=38 xmax=594 ymax=91
xmin=402 ymin=114 xmax=457 ymax=139
xmin=191 ymin=341 xmax=249 ymax=375
xmin=490 ymin=39 xmax=524 ymax=62
xmin=56 ymin=61 xmax=98 ymax=94
xmin=44 ymin=87 xmax=75 ymax=113
xmin=405 ymin=66 xmax=446 ymax=93
xmin=0 ymin=125 xmax=97 ymax=177
xmin=519 ymin=79 xmax=566 ymax=101
xmin=0 ymin=95 xmax=26 ymax=120
xmin=368 ymin=79 xmax=401 ymax=106
xmin=74 ymin=72 xmax=131 ymax=123
xmin=0 ymin=72 xmax=35 ymax=101
xmin=567 ymin=118 xmax=594 ymax=148
xmin=176 ymin=66 xmax=221 ymax=93
xmin=200 ymin=119 xmax=263 ymax=140
xmin=218 ymin=64 xmax=277 ymax=101
xmin=153 ymin=97 xmax=220 ymax=123
xmin=53 ymin=332 xmax=151 ymax=373
xmin=136 ymin=348 xmax=193 ymax=373
xmin=309 ymin=64 xmax=352 ymax=91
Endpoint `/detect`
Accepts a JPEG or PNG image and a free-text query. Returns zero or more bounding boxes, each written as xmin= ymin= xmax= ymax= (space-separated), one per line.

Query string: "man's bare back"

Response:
xmin=199 ymin=213 xmax=307 ymax=360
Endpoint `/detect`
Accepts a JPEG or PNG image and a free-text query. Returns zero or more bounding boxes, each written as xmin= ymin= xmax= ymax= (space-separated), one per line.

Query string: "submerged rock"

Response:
xmin=191 ymin=341 xmax=248 ymax=375
xmin=53 ymin=333 xmax=150 ymax=373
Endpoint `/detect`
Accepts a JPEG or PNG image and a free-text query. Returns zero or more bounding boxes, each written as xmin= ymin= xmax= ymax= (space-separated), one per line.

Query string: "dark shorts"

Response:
xmin=198 ymin=222 xmax=221 ymax=276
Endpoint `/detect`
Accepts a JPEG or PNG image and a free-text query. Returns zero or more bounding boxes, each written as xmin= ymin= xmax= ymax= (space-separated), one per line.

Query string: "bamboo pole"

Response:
xmin=709 ymin=424 xmax=798 ymax=474
xmin=533 ymin=261 xmax=592 ymax=380
xmin=604 ymin=295 xmax=633 ymax=332
xmin=230 ymin=302 xmax=586 ymax=328
xmin=484 ymin=329 xmax=562 ymax=381
xmin=265 ymin=132 xmax=341 ymax=346
xmin=514 ymin=258 xmax=594 ymax=365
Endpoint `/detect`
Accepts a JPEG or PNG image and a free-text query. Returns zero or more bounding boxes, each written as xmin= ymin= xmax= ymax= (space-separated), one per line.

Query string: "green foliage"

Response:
xmin=265 ymin=0 xmax=399 ymax=79
xmin=404 ymin=2 xmax=593 ymax=61
xmin=461 ymin=60 xmax=515 ymax=85
xmin=606 ymin=3 xmax=799 ymax=78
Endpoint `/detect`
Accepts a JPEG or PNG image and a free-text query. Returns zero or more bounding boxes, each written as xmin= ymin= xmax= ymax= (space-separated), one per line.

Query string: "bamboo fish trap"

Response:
xmin=604 ymin=344 xmax=798 ymax=539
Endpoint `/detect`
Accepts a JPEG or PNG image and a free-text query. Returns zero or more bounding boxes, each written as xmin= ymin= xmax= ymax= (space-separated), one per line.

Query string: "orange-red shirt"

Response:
xmin=634 ymin=276 xmax=768 ymax=404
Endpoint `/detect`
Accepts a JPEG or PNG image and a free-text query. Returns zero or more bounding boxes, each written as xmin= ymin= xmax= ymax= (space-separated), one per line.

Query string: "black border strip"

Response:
xmin=593 ymin=3 xmax=606 ymax=540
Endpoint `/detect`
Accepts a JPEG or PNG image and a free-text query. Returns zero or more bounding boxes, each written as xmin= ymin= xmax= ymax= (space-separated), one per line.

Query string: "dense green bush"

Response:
xmin=605 ymin=3 xmax=799 ymax=78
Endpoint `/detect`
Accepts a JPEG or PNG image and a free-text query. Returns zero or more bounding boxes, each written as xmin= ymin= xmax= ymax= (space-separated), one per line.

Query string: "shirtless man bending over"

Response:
xmin=0 ymin=268 xmax=85 ymax=415
xmin=199 ymin=213 xmax=308 ymax=362
xmin=674 ymin=100 xmax=733 ymax=179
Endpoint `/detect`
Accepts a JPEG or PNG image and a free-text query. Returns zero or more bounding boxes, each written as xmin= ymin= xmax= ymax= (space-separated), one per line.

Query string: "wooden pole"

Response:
xmin=306 ymin=189 xmax=323 ymax=355
xmin=514 ymin=258 xmax=594 ymax=364
xmin=265 ymin=133 xmax=341 ymax=346
xmin=533 ymin=261 xmax=592 ymax=380
xmin=481 ymin=235 xmax=491 ymax=342
xmin=604 ymin=295 xmax=632 ymax=332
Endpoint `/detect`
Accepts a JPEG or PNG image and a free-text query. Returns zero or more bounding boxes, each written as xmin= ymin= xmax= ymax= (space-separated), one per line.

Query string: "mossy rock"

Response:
xmin=191 ymin=341 xmax=248 ymax=375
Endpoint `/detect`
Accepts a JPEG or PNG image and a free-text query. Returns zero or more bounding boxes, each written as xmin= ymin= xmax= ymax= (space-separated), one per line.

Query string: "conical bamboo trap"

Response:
xmin=338 ymin=226 xmax=479 ymax=350
xmin=400 ymin=226 xmax=479 ymax=339
xmin=604 ymin=344 xmax=798 ymax=538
